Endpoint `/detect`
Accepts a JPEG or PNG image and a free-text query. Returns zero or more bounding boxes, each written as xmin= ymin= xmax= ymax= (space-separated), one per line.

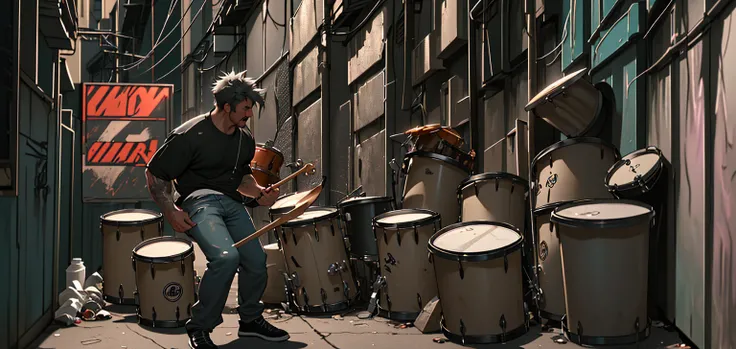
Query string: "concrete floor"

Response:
xmin=30 ymin=243 xmax=689 ymax=349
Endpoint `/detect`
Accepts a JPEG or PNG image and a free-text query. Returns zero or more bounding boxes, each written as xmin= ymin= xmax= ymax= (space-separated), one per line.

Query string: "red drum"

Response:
xmin=251 ymin=144 xmax=284 ymax=187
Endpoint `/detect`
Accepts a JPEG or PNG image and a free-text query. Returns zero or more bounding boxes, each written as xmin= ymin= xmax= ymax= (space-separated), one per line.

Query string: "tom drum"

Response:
xmin=457 ymin=172 xmax=528 ymax=231
xmin=251 ymin=143 xmax=285 ymax=187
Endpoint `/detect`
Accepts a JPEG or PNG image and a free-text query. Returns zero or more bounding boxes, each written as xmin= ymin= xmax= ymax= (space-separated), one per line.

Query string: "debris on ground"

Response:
xmin=332 ymin=314 xmax=344 ymax=320
xmin=551 ymin=334 xmax=568 ymax=344
xmin=80 ymin=338 xmax=102 ymax=345
xmin=432 ymin=337 xmax=446 ymax=343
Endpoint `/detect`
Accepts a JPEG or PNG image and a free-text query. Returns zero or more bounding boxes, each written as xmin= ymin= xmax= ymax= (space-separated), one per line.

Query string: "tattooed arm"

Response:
xmin=145 ymin=169 xmax=195 ymax=232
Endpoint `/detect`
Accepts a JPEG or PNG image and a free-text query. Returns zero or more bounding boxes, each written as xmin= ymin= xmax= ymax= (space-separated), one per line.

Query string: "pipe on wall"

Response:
xmin=401 ymin=0 xmax=415 ymax=111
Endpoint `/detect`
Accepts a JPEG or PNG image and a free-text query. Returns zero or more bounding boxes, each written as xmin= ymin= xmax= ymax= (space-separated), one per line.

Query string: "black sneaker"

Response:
xmin=238 ymin=316 xmax=290 ymax=342
xmin=187 ymin=329 xmax=218 ymax=349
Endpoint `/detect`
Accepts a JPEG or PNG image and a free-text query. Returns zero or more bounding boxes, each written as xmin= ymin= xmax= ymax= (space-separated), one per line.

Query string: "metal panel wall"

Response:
xmin=296 ymin=99 xmax=324 ymax=194
xmin=353 ymin=70 xmax=385 ymax=131
xmin=290 ymin=0 xmax=323 ymax=58
xmin=347 ymin=7 xmax=387 ymax=86
xmin=561 ymin=0 xmax=587 ymax=71
xmin=292 ymin=45 xmax=321 ymax=107
xmin=246 ymin=11 xmax=264 ymax=77
xmin=265 ymin=0 xmax=288 ymax=69
xmin=354 ymin=129 xmax=386 ymax=197
xmin=483 ymin=90 xmax=505 ymax=172
xmin=590 ymin=2 xmax=643 ymax=69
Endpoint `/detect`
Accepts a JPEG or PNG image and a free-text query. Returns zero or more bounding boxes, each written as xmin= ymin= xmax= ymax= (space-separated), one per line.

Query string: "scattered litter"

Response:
xmin=432 ymin=337 xmax=446 ymax=343
xmin=81 ymin=338 xmax=102 ymax=345
xmin=652 ymin=320 xmax=665 ymax=328
xmin=399 ymin=325 xmax=407 ymax=329
xmin=356 ymin=311 xmax=372 ymax=319
xmin=551 ymin=334 xmax=568 ymax=344
xmin=122 ymin=346 xmax=127 ymax=348
xmin=226 ymin=332 xmax=232 ymax=336
xmin=353 ymin=323 xmax=368 ymax=327
xmin=332 ymin=315 xmax=343 ymax=320
xmin=404 ymin=322 xmax=414 ymax=328
xmin=54 ymin=333 xmax=61 ymax=337
xmin=121 ymin=332 xmax=125 ymax=335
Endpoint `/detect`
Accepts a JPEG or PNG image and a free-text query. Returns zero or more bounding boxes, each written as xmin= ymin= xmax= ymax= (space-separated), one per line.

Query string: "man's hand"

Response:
xmin=164 ymin=209 xmax=197 ymax=233
xmin=257 ymin=186 xmax=280 ymax=207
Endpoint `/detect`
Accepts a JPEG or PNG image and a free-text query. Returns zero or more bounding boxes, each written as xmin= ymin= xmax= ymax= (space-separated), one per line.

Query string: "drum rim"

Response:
xmin=533 ymin=200 xmax=576 ymax=216
xmin=251 ymin=166 xmax=281 ymax=178
xmin=336 ymin=195 xmax=394 ymax=209
xmin=255 ymin=143 xmax=285 ymax=158
xmin=372 ymin=208 xmax=440 ymax=229
xmin=604 ymin=146 xmax=663 ymax=193
xmin=403 ymin=150 xmax=472 ymax=173
xmin=428 ymin=221 xmax=524 ymax=262
xmin=457 ymin=172 xmax=528 ymax=194
xmin=269 ymin=191 xmax=307 ymax=215
xmin=132 ymin=236 xmax=194 ymax=263
xmin=531 ymin=137 xmax=621 ymax=174
xmin=281 ymin=206 xmax=339 ymax=228
xmin=525 ymin=68 xmax=589 ymax=111
xmin=550 ymin=198 xmax=655 ymax=229
xmin=100 ymin=209 xmax=163 ymax=226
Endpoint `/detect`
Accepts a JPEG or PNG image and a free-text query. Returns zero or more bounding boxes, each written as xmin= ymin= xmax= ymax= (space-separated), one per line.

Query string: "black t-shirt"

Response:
xmin=147 ymin=113 xmax=258 ymax=207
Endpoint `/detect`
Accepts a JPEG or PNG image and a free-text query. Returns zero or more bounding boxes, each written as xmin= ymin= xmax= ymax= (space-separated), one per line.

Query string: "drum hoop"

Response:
xmin=281 ymin=207 xmax=339 ymax=228
xmin=550 ymin=199 xmax=655 ymax=229
xmin=372 ymin=208 xmax=440 ymax=229
xmin=251 ymin=166 xmax=280 ymax=178
xmin=525 ymin=67 xmax=589 ymax=111
xmin=132 ymin=236 xmax=194 ymax=264
xmin=269 ymin=191 xmax=302 ymax=215
xmin=255 ymin=143 xmax=285 ymax=158
xmin=336 ymin=195 xmax=393 ymax=209
xmin=404 ymin=150 xmax=472 ymax=173
xmin=530 ymin=137 xmax=621 ymax=175
xmin=604 ymin=146 xmax=663 ymax=193
xmin=428 ymin=221 xmax=524 ymax=262
xmin=457 ymin=172 xmax=528 ymax=194
xmin=100 ymin=209 xmax=163 ymax=226
xmin=533 ymin=200 xmax=576 ymax=216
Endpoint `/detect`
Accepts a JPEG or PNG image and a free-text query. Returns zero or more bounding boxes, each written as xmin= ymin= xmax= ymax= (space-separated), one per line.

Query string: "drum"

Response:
xmin=401 ymin=151 xmax=470 ymax=228
xmin=280 ymin=207 xmax=357 ymax=313
xmin=405 ymin=124 xmax=464 ymax=150
xmin=551 ymin=199 xmax=654 ymax=345
xmin=429 ymin=221 xmax=528 ymax=344
xmin=373 ymin=209 xmax=441 ymax=321
xmin=457 ymin=172 xmax=528 ymax=230
xmin=100 ymin=209 xmax=164 ymax=304
xmin=262 ymin=243 xmax=287 ymax=305
xmin=337 ymin=195 xmax=394 ymax=259
xmin=532 ymin=202 xmax=571 ymax=321
xmin=251 ymin=143 xmax=285 ymax=187
xmin=132 ymin=236 xmax=196 ymax=328
xmin=525 ymin=68 xmax=606 ymax=138
xmin=269 ymin=190 xmax=314 ymax=241
xmin=531 ymin=137 xmax=620 ymax=209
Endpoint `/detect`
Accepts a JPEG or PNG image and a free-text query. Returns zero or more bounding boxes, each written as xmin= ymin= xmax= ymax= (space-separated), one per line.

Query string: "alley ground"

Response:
xmin=29 ymin=244 xmax=688 ymax=349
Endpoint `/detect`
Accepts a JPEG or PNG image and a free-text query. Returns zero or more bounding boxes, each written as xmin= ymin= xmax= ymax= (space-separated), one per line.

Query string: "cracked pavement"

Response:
xmin=30 ymin=243 xmax=687 ymax=349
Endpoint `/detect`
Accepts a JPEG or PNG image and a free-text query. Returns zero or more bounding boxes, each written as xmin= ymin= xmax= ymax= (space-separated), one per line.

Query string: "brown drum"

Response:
xmin=402 ymin=151 xmax=470 ymax=228
xmin=533 ymin=202 xmax=571 ymax=321
xmin=429 ymin=221 xmax=528 ymax=344
xmin=251 ymin=143 xmax=285 ymax=187
xmin=262 ymin=243 xmax=287 ymax=305
xmin=132 ymin=236 xmax=196 ymax=328
xmin=100 ymin=209 xmax=164 ymax=304
xmin=405 ymin=124 xmax=464 ymax=150
xmin=280 ymin=207 xmax=357 ymax=313
xmin=525 ymin=68 xmax=607 ymax=138
xmin=551 ymin=199 xmax=654 ymax=345
xmin=457 ymin=172 xmax=528 ymax=231
xmin=531 ymin=137 xmax=620 ymax=209
xmin=373 ymin=209 xmax=441 ymax=321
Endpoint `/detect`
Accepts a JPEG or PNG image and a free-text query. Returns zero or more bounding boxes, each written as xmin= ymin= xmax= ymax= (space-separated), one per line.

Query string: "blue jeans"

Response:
xmin=181 ymin=194 xmax=266 ymax=331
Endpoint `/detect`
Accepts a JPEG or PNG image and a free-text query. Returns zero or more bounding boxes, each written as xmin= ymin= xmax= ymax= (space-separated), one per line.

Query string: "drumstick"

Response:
xmin=265 ymin=163 xmax=315 ymax=192
xmin=233 ymin=215 xmax=291 ymax=248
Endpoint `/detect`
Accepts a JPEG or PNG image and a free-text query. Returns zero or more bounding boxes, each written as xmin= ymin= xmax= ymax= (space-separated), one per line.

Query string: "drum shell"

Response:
xmin=280 ymin=213 xmax=356 ymax=312
xmin=262 ymin=243 xmax=287 ymax=305
xmin=532 ymin=139 xmax=619 ymax=209
xmin=433 ymin=249 xmax=526 ymax=341
xmin=100 ymin=210 xmax=163 ymax=304
xmin=533 ymin=204 xmax=566 ymax=321
xmin=402 ymin=153 xmax=469 ymax=228
xmin=532 ymin=80 xmax=602 ymax=138
xmin=252 ymin=168 xmax=280 ymax=187
xmin=459 ymin=173 xmax=527 ymax=231
xmin=338 ymin=197 xmax=394 ymax=258
xmin=133 ymin=239 xmax=196 ymax=327
xmin=374 ymin=215 xmax=440 ymax=320
xmin=251 ymin=145 xmax=284 ymax=186
xmin=557 ymin=216 xmax=651 ymax=341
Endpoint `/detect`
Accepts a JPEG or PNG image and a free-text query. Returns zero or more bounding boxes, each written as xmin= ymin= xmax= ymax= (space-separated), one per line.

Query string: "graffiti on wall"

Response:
xmin=81 ymin=83 xmax=173 ymax=202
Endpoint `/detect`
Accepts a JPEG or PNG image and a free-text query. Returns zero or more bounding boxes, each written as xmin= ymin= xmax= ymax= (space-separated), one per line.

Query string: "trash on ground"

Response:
xmin=432 ymin=337 xmax=446 ymax=343
xmin=81 ymin=338 xmax=102 ymax=345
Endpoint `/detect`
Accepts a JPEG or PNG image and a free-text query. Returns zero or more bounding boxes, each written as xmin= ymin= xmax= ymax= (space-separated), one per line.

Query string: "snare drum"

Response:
xmin=251 ymin=143 xmax=285 ymax=187
xmin=531 ymin=137 xmax=620 ymax=209
xmin=402 ymin=151 xmax=470 ymax=228
xmin=457 ymin=172 xmax=528 ymax=230
xmin=373 ymin=209 xmax=441 ymax=321
xmin=429 ymin=221 xmax=528 ymax=344
xmin=280 ymin=207 xmax=356 ymax=313
xmin=525 ymin=68 xmax=606 ymax=138
xmin=532 ymin=202 xmax=571 ymax=321
xmin=262 ymin=243 xmax=287 ymax=305
xmin=132 ymin=236 xmax=196 ymax=328
xmin=337 ymin=195 xmax=394 ymax=259
xmin=605 ymin=146 xmax=666 ymax=201
xmin=100 ymin=209 xmax=164 ymax=304
xmin=551 ymin=199 xmax=654 ymax=345
xmin=269 ymin=190 xmax=314 ymax=240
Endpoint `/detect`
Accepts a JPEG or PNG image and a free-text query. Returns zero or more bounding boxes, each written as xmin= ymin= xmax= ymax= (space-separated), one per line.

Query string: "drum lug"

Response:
xmin=413 ymin=226 xmax=419 ymax=245
xmin=118 ymin=284 xmax=124 ymax=301
xmin=499 ymin=314 xmax=507 ymax=341
xmin=634 ymin=316 xmax=640 ymax=334
xmin=495 ymin=178 xmax=500 ymax=192
xmin=133 ymin=290 xmax=139 ymax=305
xmin=302 ymin=287 xmax=309 ymax=306
xmin=116 ymin=228 xmax=120 ymax=241
xmin=383 ymin=231 xmax=388 ymax=245
xmin=460 ymin=319 xmax=466 ymax=345
xmin=510 ymin=182 xmax=515 ymax=194
xmin=150 ymin=263 xmax=156 ymax=280
xmin=504 ymin=254 xmax=509 ymax=273
xmin=474 ymin=182 xmax=479 ymax=197
xmin=140 ymin=227 xmax=144 ymax=241
xmin=187 ymin=303 xmax=192 ymax=317
xmin=151 ymin=307 xmax=157 ymax=326
xmin=320 ymin=288 xmax=328 ymax=311
xmin=427 ymin=252 xmax=434 ymax=264
xmin=291 ymin=272 xmax=301 ymax=287
xmin=328 ymin=263 xmax=339 ymax=276
xmin=131 ymin=257 xmax=136 ymax=272
xmin=176 ymin=306 xmax=180 ymax=321
xmin=292 ymin=230 xmax=297 ymax=245
xmin=458 ymin=260 xmax=464 ymax=279
xmin=313 ymin=223 xmax=319 ymax=242
xmin=600 ymin=148 xmax=605 ymax=159
xmin=340 ymin=260 xmax=349 ymax=272
xmin=281 ymin=230 xmax=287 ymax=245
xmin=396 ymin=230 xmax=401 ymax=246
xmin=158 ymin=220 xmax=164 ymax=233
xmin=416 ymin=293 xmax=422 ymax=310
xmin=386 ymin=294 xmax=392 ymax=311
xmin=577 ymin=321 xmax=583 ymax=336
xmin=343 ymin=281 xmax=350 ymax=302
xmin=290 ymin=256 xmax=301 ymax=268
xmin=180 ymin=260 xmax=186 ymax=276
xmin=330 ymin=224 xmax=335 ymax=236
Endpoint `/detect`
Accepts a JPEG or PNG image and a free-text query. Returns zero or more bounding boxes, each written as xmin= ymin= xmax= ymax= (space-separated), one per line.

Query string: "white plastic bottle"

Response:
xmin=66 ymin=258 xmax=86 ymax=289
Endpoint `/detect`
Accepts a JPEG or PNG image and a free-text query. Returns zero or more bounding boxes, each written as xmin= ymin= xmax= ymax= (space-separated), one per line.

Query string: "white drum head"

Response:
xmin=264 ymin=243 xmax=279 ymax=251
xmin=376 ymin=212 xmax=433 ymax=225
xmin=555 ymin=202 xmax=651 ymax=221
xmin=340 ymin=196 xmax=382 ymax=204
xmin=607 ymin=153 xmax=660 ymax=186
xmin=106 ymin=211 xmax=158 ymax=222
xmin=272 ymin=191 xmax=311 ymax=211
xmin=527 ymin=68 xmax=587 ymax=109
xmin=136 ymin=240 xmax=191 ymax=259
xmin=433 ymin=224 xmax=521 ymax=254
xmin=288 ymin=207 xmax=336 ymax=224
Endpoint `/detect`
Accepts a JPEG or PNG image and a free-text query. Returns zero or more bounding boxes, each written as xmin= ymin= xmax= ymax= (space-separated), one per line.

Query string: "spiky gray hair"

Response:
xmin=212 ymin=70 xmax=266 ymax=110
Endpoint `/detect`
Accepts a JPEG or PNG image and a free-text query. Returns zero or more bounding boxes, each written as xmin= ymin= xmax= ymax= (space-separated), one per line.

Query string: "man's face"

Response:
xmin=227 ymin=98 xmax=254 ymax=128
